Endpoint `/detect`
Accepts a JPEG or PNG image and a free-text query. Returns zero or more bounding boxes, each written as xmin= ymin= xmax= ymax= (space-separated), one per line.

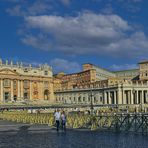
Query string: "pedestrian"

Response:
xmin=54 ymin=109 xmax=61 ymax=131
xmin=61 ymin=111 xmax=67 ymax=131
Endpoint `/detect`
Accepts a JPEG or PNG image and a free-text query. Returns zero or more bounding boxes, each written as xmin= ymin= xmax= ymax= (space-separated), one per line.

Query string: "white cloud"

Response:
xmin=50 ymin=58 xmax=81 ymax=74
xmin=22 ymin=12 xmax=148 ymax=59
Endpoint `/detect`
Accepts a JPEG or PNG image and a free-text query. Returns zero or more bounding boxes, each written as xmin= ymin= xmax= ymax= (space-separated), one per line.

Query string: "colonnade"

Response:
xmin=0 ymin=79 xmax=33 ymax=102
xmin=56 ymin=92 xmax=102 ymax=104
xmin=55 ymin=86 xmax=148 ymax=105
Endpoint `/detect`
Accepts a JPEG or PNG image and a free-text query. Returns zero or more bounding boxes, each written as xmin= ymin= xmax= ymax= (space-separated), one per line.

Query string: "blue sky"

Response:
xmin=0 ymin=0 xmax=148 ymax=74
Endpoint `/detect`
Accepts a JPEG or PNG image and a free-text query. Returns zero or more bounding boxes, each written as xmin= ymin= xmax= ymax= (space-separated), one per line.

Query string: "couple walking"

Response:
xmin=54 ymin=109 xmax=66 ymax=131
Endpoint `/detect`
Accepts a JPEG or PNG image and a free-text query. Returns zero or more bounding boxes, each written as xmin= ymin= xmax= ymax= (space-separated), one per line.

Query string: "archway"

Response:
xmin=44 ymin=90 xmax=49 ymax=100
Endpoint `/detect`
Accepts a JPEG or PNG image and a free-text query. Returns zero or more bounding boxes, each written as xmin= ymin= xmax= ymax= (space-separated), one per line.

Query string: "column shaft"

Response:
xmin=105 ymin=91 xmax=107 ymax=104
xmin=118 ymin=88 xmax=122 ymax=104
xmin=114 ymin=91 xmax=117 ymax=104
xmin=136 ymin=91 xmax=139 ymax=104
xmin=18 ymin=80 xmax=20 ymax=100
xmin=123 ymin=90 xmax=126 ymax=104
xmin=0 ymin=79 xmax=3 ymax=102
xmin=141 ymin=90 xmax=144 ymax=104
xmin=131 ymin=90 xmax=134 ymax=104
xmin=30 ymin=81 xmax=32 ymax=100
xmin=108 ymin=91 xmax=110 ymax=104
xmin=11 ymin=80 xmax=13 ymax=101
xmin=21 ymin=80 xmax=24 ymax=99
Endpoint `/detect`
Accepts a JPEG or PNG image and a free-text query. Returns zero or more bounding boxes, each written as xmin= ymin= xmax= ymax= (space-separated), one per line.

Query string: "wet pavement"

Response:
xmin=0 ymin=120 xmax=148 ymax=148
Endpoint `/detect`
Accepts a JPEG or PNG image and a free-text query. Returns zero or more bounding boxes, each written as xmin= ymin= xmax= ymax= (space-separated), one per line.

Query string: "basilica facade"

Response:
xmin=0 ymin=59 xmax=54 ymax=102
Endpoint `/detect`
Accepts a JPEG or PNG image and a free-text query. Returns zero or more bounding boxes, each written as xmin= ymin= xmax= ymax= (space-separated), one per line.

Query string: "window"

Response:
xmin=44 ymin=81 xmax=49 ymax=88
xmin=3 ymin=79 xmax=10 ymax=87
xmin=44 ymin=71 xmax=48 ymax=75
xmin=24 ymin=80 xmax=29 ymax=88
xmin=24 ymin=68 xmax=28 ymax=73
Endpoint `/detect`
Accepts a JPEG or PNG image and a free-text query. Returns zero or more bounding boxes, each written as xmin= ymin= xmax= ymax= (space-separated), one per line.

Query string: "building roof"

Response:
xmin=113 ymin=69 xmax=139 ymax=73
xmin=138 ymin=60 xmax=148 ymax=64
xmin=83 ymin=63 xmax=114 ymax=74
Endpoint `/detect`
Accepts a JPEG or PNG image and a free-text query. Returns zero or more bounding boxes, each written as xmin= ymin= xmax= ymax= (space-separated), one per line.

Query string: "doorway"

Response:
xmin=4 ymin=92 xmax=10 ymax=102
xmin=24 ymin=92 xmax=28 ymax=100
xmin=44 ymin=90 xmax=49 ymax=100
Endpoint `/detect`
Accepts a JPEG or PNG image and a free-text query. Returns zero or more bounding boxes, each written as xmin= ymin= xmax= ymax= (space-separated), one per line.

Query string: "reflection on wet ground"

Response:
xmin=0 ymin=120 xmax=148 ymax=148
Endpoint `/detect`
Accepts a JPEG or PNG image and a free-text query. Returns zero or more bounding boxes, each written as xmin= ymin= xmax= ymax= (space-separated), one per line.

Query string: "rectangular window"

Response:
xmin=24 ymin=80 xmax=29 ymax=88
xmin=44 ymin=81 xmax=49 ymax=88
xmin=44 ymin=71 xmax=48 ymax=75
xmin=3 ymin=79 xmax=10 ymax=87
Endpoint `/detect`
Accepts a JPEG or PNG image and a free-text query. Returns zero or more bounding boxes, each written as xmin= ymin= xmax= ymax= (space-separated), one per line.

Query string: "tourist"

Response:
xmin=54 ymin=109 xmax=61 ymax=131
xmin=61 ymin=111 xmax=67 ymax=131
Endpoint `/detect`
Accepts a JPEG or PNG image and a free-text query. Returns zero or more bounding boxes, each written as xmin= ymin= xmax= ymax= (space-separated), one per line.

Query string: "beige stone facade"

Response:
xmin=54 ymin=61 xmax=148 ymax=105
xmin=1 ymin=58 xmax=148 ymax=105
xmin=0 ymin=59 xmax=54 ymax=102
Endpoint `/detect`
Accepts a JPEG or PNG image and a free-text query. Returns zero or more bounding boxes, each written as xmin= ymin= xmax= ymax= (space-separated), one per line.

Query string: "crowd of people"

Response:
xmin=54 ymin=109 xmax=67 ymax=131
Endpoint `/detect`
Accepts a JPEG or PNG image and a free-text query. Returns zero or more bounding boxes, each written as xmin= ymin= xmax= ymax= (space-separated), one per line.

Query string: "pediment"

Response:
xmin=0 ymin=68 xmax=20 ymax=76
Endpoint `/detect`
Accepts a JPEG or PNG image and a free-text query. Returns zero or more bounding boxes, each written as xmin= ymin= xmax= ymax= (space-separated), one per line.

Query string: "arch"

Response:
xmin=44 ymin=89 xmax=49 ymax=100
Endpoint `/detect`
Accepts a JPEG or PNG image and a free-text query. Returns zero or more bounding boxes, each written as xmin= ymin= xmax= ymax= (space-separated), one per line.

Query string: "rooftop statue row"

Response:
xmin=0 ymin=59 xmax=52 ymax=71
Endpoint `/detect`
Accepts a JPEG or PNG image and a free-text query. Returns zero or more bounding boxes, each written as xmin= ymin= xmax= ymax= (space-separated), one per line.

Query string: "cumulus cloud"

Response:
xmin=50 ymin=58 xmax=81 ymax=74
xmin=22 ymin=12 xmax=148 ymax=59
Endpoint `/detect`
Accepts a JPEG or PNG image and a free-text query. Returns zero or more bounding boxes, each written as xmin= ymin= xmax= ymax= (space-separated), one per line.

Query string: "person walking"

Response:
xmin=54 ymin=109 xmax=61 ymax=131
xmin=61 ymin=111 xmax=67 ymax=131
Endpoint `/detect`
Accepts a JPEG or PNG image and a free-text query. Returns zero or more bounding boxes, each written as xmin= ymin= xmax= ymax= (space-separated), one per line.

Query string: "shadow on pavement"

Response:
xmin=17 ymin=125 xmax=30 ymax=134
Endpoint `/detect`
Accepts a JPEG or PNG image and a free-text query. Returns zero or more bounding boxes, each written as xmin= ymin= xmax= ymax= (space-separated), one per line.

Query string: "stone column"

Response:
xmin=114 ymin=91 xmax=117 ymax=104
xmin=30 ymin=80 xmax=32 ymax=100
xmin=131 ymin=90 xmax=134 ymax=104
xmin=11 ymin=80 xmax=13 ymax=101
xmin=17 ymin=80 xmax=20 ymax=100
xmin=118 ymin=87 xmax=122 ymax=104
xmin=108 ymin=91 xmax=111 ymax=104
xmin=104 ymin=91 xmax=107 ymax=104
xmin=0 ymin=79 xmax=3 ymax=102
xmin=21 ymin=80 xmax=24 ymax=100
xmin=141 ymin=90 xmax=144 ymax=104
xmin=136 ymin=90 xmax=139 ymax=104
xmin=123 ymin=90 xmax=126 ymax=104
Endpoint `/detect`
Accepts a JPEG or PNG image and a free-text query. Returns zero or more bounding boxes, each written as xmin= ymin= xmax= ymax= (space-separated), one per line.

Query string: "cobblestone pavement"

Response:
xmin=0 ymin=120 xmax=148 ymax=148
